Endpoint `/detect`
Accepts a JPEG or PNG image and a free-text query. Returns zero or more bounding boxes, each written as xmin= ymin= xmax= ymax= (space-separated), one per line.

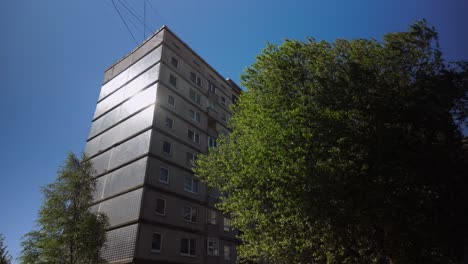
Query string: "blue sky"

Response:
xmin=0 ymin=0 xmax=467 ymax=261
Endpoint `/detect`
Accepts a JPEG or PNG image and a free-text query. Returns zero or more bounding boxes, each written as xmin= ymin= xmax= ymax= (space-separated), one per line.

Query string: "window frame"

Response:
xmin=183 ymin=205 xmax=197 ymax=222
xmin=167 ymin=95 xmax=175 ymax=108
xmin=208 ymin=82 xmax=216 ymax=94
xmin=180 ymin=238 xmax=196 ymax=256
xmin=171 ymin=57 xmax=179 ymax=68
xmin=223 ymin=217 xmax=231 ymax=232
xmin=184 ymin=175 xmax=199 ymax=193
xmin=162 ymin=141 xmax=172 ymax=155
xmin=207 ymin=237 xmax=219 ymax=256
xmin=186 ymin=152 xmax=197 ymax=166
xmin=207 ymin=209 xmax=217 ymax=225
xmin=190 ymin=72 xmax=201 ymax=87
xmin=208 ymin=100 xmax=216 ymax=110
xmin=224 ymin=244 xmax=231 ymax=260
xmin=169 ymin=74 xmax=177 ymax=87
xmin=189 ymin=109 xmax=201 ymax=122
xmin=208 ymin=137 xmax=217 ymax=148
xmin=165 ymin=117 xmax=174 ymax=129
xmin=189 ymin=89 xmax=201 ymax=104
xmin=151 ymin=232 xmax=162 ymax=253
xmin=159 ymin=166 xmax=169 ymax=184
xmin=187 ymin=129 xmax=200 ymax=144
xmin=155 ymin=198 xmax=166 ymax=216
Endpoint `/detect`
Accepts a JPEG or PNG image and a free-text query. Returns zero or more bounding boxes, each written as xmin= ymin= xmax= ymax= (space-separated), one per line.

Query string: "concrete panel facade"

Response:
xmin=85 ymin=26 xmax=241 ymax=264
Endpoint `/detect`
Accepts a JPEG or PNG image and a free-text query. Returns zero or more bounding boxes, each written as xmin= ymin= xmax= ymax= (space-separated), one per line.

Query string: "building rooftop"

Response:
xmin=105 ymin=25 xmax=242 ymax=93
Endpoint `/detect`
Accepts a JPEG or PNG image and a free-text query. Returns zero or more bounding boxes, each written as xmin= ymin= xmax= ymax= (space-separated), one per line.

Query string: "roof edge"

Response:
xmin=104 ymin=25 xmax=168 ymax=73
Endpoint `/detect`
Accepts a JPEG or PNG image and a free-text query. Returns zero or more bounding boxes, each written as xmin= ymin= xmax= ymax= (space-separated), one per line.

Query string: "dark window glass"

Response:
xmin=155 ymin=198 xmax=165 ymax=215
xmin=162 ymin=141 xmax=171 ymax=154
xmin=165 ymin=117 xmax=173 ymax=129
xmin=232 ymin=94 xmax=238 ymax=104
xmin=171 ymin=57 xmax=178 ymax=68
xmin=190 ymin=72 xmax=196 ymax=83
xmin=168 ymin=95 xmax=175 ymax=107
xmin=193 ymin=178 xmax=199 ymax=193
xmin=208 ymin=137 xmax=217 ymax=148
xmin=151 ymin=233 xmax=162 ymax=252
xmin=159 ymin=167 xmax=169 ymax=183
xmin=180 ymin=238 xmax=196 ymax=256
xmin=181 ymin=238 xmax=189 ymax=254
xmin=190 ymin=239 xmax=196 ymax=255
xmin=169 ymin=74 xmax=177 ymax=87
xmin=189 ymin=89 xmax=201 ymax=104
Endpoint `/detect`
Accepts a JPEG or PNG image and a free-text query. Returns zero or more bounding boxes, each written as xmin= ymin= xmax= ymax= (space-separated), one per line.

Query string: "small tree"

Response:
xmin=0 ymin=234 xmax=12 ymax=264
xmin=195 ymin=21 xmax=468 ymax=264
xmin=20 ymin=153 xmax=108 ymax=264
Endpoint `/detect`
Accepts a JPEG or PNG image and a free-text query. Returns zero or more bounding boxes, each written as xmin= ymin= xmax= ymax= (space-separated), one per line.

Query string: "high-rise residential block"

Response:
xmin=85 ymin=25 xmax=241 ymax=264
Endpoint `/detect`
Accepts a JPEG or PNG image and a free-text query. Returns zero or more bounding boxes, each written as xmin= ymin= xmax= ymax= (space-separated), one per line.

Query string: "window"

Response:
xmin=208 ymin=137 xmax=217 ymax=148
xmin=184 ymin=175 xmax=199 ymax=193
xmin=167 ymin=95 xmax=175 ymax=107
xmin=223 ymin=217 xmax=231 ymax=232
xmin=221 ymin=96 xmax=226 ymax=106
xmin=207 ymin=209 xmax=216 ymax=225
xmin=159 ymin=167 xmax=169 ymax=183
xmin=183 ymin=206 xmax=197 ymax=222
xmin=208 ymin=100 xmax=216 ymax=110
xmin=189 ymin=109 xmax=200 ymax=122
xmin=165 ymin=117 xmax=174 ymax=129
xmin=162 ymin=141 xmax=171 ymax=155
xmin=188 ymin=129 xmax=200 ymax=144
xmin=171 ymin=57 xmax=179 ymax=68
xmin=189 ymin=89 xmax=201 ymax=104
xmin=208 ymin=82 xmax=216 ymax=93
xmin=190 ymin=72 xmax=196 ymax=82
xmin=190 ymin=72 xmax=201 ymax=86
xmin=207 ymin=237 xmax=219 ymax=256
xmin=155 ymin=198 xmax=166 ymax=215
xmin=224 ymin=245 xmax=230 ymax=260
xmin=232 ymin=94 xmax=238 ymax=104
xmin=169 ymin=74 xmax=177 ymax=87
xmin=221 ymin=113 xmax=227 ymax=122
xmin=151 ymin=233 xmax=162 ymax=253
xmin=186 ymin=152 xmax=197 ymax=165
xmin=180 ymin=238 xmax=196 ymax=256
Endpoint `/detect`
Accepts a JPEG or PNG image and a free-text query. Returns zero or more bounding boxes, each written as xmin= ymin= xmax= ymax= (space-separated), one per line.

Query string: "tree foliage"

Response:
xmin=20 ymin=153 xmax=108 ymax=264
xmin=195 ymin=21 xmax=468 ymax=264
xmin=0 ymin=234 xmax=12 ymax=264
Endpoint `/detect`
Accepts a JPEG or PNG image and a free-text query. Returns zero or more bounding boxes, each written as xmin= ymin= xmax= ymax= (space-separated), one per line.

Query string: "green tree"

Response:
xmin=195 ymin=21 xmax=468 ymax=264
xmin=20 ymin=153 xmax=108 ymax=264
xmin=0 ymin=234 xmax=12 ymax=264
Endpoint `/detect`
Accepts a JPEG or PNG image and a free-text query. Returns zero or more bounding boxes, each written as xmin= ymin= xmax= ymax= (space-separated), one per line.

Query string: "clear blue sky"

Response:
xmin=0 ymin=0 xmax=466 ymax=262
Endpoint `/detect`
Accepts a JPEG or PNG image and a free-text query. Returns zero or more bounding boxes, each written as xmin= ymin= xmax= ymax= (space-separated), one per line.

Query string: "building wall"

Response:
xmin=86 ymin=26 xmax=240 ymax=264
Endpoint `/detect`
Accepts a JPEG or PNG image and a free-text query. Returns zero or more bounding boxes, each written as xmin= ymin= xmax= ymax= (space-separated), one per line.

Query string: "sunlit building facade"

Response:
xmin=85 ymin=25 xmax=241 ymax=264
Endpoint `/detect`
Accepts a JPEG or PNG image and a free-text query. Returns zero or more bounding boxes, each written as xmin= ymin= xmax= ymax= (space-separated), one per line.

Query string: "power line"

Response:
xmin=117 ymin=0 xmax=153 ymax=36
xmin=116 ymin=0 xmax=144 ymax=37
xmin=122 ymin=0 xmax=144 ymax=18
xmin=146 ymin=0 xmax=167 ymax=26
xmin=111 ymin=0 xmax=138 ymax=44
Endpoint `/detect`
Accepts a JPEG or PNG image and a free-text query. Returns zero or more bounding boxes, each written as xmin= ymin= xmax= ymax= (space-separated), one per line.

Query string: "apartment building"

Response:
xmin=85 ymin=25 xmax=241 ymax=264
